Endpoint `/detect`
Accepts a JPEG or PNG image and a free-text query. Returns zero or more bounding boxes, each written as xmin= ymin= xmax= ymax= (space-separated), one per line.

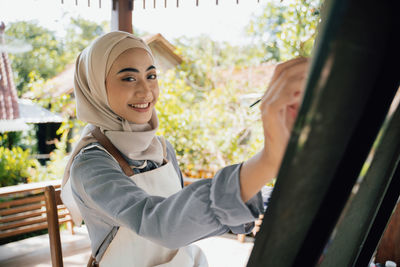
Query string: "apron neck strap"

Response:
xmin=158 ymin=136 xmax=168 ymax=160
xmin=91 ymin=127 xmax=135 ymax=176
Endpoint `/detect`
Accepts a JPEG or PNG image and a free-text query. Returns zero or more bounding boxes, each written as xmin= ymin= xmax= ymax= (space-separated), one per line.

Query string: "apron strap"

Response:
xmin=158 ymin=136 xmax=168 ymax=159
xmin=87 ymin=255 xmax=99 ymax=267
xmin=91 ymin=127 xmax=134 ymax=176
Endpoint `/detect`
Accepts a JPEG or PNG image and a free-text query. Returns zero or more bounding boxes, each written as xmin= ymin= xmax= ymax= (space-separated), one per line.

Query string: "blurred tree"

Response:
xmin=5 ymin=18 xmax=108 ymax=96
xmin=5 ymin=21 xmax=68 ymax=95
xmin=0 ymin=146 xmax=39 ymax=186
xmin=157 ymin=36 xmax=265 ymax=177
xmin=64 ymin=16 xmax=108 ymax=62
xmin=246 ymin=0 xmax=323 ymax=62
xmin=1 ymin=19 xmax=106 ymax=186
xmin=3 ymin=1 xmax=324 ymax=182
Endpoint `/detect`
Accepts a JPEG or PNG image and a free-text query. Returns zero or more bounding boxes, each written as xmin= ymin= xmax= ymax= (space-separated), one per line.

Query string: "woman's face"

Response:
xmin=106 ymin=48 xmax=159 ymax=124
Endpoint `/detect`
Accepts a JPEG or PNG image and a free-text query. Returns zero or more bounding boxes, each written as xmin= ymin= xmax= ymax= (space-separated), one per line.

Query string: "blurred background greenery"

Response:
xmin=0 ymin=0 xmax=322 ymax=186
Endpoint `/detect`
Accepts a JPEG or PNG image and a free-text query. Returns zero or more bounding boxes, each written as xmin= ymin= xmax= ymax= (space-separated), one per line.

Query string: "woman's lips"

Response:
xmin=128 ymin=102 xmax=151 ymax=113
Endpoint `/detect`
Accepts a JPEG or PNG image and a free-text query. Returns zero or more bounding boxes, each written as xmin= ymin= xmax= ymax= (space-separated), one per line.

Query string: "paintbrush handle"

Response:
xmin=249 ymin=98 xmax=261 ymax=108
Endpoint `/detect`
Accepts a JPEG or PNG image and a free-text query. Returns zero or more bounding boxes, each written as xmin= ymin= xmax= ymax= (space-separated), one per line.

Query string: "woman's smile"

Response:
xmin=128 ymin=102 xmax=152 ymax=112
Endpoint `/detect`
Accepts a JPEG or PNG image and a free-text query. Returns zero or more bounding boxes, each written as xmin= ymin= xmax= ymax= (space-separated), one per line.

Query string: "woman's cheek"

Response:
xmin=153 ymin=85 xmax=160 ymax=101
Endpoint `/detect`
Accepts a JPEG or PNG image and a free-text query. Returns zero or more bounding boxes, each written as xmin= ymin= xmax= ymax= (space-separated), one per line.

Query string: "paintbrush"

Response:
xmin=249 ymin=98 xmax=261 ymax=108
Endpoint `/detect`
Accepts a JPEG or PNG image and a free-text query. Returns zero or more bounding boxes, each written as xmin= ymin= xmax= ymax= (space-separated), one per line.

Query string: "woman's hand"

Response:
xmin=240 ymin=57 xmax=309 ymax=203
xmin=260 ymin=57 xmax=309 ymax=173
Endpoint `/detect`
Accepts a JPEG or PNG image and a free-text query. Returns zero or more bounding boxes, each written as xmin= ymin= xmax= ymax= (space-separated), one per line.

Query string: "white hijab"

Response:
xmin=61 ymin=31 xmax=163 ymax=224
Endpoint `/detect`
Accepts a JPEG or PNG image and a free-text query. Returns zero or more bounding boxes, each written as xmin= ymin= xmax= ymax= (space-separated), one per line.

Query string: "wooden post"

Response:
xmin=111 ymin=0 xmax=133 ymax=33
xmin=45 ymin=186 xmax=63 ymax=267
xmin=375 ymin=202 xmax=400 ymax=265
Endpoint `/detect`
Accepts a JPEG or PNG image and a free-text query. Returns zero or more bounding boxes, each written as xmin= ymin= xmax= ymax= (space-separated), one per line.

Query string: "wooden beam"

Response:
xmin=111 ymin=0 xmax=133 ymax=33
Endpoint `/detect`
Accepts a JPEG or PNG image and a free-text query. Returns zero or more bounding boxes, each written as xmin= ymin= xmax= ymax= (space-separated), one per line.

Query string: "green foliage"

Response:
xmin=64 ymin=16 xmax=108 ymax=62
xmin=5 ymin=21 xmax=69 ymax=95
xmin=6 ymin=18 xmax=107 ymax=96
xmin=175 ymin=35 xmax=264 ymax=78
xmin=0 ymin=132 xmax=22 ymax=149
xmin=157 ymin=36 xmax=265 ymax=177
xmin=31 ymin=135 xmax=70 ymax=183
xmin=4 ymin=2 xmax=322 ymax=182
xmin=20 ymin=18 xmax=103 ymax=183
xmin=0 ymin=128 xmax=37 ymax=152
xmin=0 ymin=147 xmax=39 ymax=186
xmin=2 ymin=18 xmax=104 ymax=186
xmin=247 ymin=0 xmax=323 ymax=62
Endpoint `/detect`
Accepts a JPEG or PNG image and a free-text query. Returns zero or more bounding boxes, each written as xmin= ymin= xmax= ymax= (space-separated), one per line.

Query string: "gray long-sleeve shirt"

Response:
xmin=70 ymin=140 xmax=265 ymax=262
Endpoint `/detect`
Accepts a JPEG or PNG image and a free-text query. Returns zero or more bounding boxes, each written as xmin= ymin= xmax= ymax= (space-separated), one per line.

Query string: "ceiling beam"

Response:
xmin=111 ymin=0 xmax=133 ymax=33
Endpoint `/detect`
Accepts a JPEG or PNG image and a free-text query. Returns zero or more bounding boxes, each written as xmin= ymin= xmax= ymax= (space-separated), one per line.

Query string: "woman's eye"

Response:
xmin=148 ymin=74 xmax=157 ymax=80
xmin=122 ymin=77 xmax=136 ymax=82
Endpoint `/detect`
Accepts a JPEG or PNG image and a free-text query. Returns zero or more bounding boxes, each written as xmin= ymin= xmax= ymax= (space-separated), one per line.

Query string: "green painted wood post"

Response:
xmin=320 ymin=102 xmax=400 ymax=267
xmin=247 ymin=0 xmax=400 ymax=266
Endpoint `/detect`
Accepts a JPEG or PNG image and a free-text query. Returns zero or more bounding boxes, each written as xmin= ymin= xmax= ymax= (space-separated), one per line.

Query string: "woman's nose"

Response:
xmin=135 ymin=81 xmax=152 ymax=98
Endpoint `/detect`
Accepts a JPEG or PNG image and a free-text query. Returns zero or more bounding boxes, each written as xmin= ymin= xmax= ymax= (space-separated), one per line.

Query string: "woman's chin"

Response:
xmin=126 ymin=112 xmax=153 ymax=124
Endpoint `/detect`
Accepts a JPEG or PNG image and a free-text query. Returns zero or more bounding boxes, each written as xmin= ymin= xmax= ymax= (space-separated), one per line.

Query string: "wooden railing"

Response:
xmin=0 ymin=180 xmax=73 ymax=243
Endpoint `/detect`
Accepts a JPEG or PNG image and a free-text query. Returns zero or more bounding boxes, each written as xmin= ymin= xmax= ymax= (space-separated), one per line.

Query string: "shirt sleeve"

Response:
xmin=71 ymin=145 xmax=264 ymax=249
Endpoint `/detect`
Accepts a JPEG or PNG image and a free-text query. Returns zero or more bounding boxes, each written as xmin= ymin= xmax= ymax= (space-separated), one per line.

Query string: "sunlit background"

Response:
xmin=0 ymin=1 xmax=323 ymax=265
xmin=1 ymin=0 xmax=262 ymax=44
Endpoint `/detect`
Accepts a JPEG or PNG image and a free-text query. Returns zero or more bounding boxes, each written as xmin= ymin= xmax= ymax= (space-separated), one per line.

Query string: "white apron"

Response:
xmin=99 ymin=139 xmax=208 ymax=267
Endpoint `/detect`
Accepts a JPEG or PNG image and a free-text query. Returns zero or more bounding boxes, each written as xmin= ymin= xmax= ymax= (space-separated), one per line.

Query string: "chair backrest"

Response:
xmin=44 ymin=185 xmax=64 ymax=267
xmin=0 ymin=181 xmax=66 ymax=243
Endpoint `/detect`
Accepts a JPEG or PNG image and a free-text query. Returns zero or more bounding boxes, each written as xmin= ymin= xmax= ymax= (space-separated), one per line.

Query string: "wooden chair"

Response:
xmin=44 ymin=185 xmax=65 ymax=267
xmin=0 ymin=182 xmax=75 ymax=267
xmin=44 ymin=185 xmax=97 ymax=267
xmin=0 ymin=181 xmax=71 ymax=242
xmin=237 ymin=214 xmax=264 ymax=243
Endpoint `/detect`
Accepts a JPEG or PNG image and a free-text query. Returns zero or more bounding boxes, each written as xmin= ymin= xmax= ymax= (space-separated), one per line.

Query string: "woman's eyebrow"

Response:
xmin=117 ymin=67 xmax=139 ymax=74
xmin=117 ymin=65 xmax=156 ymax=74
xmin=146 ymin=65 xmax=156 ymax=71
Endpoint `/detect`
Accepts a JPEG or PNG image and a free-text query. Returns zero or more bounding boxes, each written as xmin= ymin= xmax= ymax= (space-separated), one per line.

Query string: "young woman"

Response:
xmin=61 ymin=31 xmax=309 ymax=267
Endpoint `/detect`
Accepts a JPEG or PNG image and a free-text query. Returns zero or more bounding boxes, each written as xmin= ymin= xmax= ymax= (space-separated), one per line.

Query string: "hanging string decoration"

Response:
xmin=60 ymin=0 xmax=262 ymax=9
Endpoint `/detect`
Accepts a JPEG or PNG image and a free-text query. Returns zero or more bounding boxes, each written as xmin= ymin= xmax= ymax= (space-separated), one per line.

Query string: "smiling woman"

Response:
xmin=60 ymin=30 xmax=309 ymax=266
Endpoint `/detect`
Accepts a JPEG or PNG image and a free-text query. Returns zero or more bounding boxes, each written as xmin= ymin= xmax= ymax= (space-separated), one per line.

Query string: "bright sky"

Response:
xmin=0 ymin=0 xmax=264 ymax=45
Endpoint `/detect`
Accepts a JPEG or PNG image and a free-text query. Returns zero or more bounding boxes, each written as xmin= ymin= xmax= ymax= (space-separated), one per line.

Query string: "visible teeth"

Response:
xmin=129 ymin=103 xmax=149 ymax=108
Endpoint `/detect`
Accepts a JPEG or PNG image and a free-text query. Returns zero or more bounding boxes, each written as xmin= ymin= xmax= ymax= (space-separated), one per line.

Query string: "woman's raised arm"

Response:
xmin=240 ymin=57 xmax=310 ymax=202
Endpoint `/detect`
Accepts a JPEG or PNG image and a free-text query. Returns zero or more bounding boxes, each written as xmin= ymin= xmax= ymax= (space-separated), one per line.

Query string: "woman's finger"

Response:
xmin=262 ymin=59 xmax=309 ymax=104
xmin=264 ymin=71 xmax=307 ymax=110
xmin=274 ymin=57 xmax=309 ymax=79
